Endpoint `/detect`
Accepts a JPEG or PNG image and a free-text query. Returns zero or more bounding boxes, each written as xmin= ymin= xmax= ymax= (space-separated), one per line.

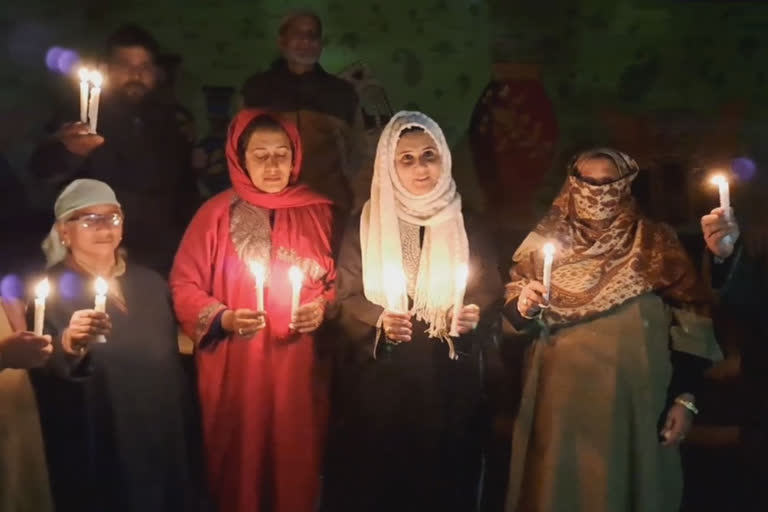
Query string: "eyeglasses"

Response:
xmin=67 ymin=213 xmax=123 ymax=229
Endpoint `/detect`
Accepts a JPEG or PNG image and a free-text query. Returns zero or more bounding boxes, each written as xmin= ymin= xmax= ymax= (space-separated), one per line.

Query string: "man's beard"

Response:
xmin=118 ymin=82 xmax=151 ymax=103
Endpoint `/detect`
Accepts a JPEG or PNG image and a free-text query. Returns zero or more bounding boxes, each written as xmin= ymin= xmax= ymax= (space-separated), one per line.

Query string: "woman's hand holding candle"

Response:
xmin=701 ymin=207 xmax=740 ymax=260
xmin=290 ymin=298 xmax=325 ymax=334
xmin=381 ymin=311 xmax=413 ymax=343
xmin=514 ymin=280 xmax=549 ymax=319
xmin=222 ymin=308 xmax=266 ymax=338
xmin=0 ymin=332 xmax=52 ymax=369
xmin=448 ymin=304 xmax=480 ymax=335
xmin=63 ymin=309 xmax=111 ymax=355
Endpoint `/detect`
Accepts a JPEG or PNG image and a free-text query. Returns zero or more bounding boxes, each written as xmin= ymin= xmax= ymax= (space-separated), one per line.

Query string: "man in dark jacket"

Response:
xmin=28 ymin=25 xmax=199 ymax=276
xmin=242 ymin=9 xmax=366 ymax=242
xmin=702 ymin=199 xmax=768 ymax=512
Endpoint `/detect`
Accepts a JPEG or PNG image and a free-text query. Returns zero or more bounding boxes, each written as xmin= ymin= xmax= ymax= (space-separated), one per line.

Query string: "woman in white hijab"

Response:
xmin=30 ymin=179 xmax=208 ymax=512
xmin=323 ymin=111 xmax=503 ymax=512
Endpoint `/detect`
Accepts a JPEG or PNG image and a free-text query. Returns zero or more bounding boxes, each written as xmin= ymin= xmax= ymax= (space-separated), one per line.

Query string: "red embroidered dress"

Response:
xmin=170 ymin=110 xmax=335 ymax=512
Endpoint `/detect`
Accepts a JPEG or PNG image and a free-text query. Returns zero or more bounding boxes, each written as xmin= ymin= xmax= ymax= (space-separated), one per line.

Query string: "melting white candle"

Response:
xmin=289 ymin=266 xmax=303 ymax=323
xmin=711 ymin=174 xmax=731 ymax=218
xmin=542 ymin=242 xmax=556 ymax=301
xmin=449 ymin=264 xmax=470 ymax=337
xmin=94 ymin=277 xmax=108 ymax=343
xmin=88 ymin=71 xmax=103 ymax=134
xmin=249 ymin=261 xmax=266 ymax=312
xmin=711 ymin=174 xmax=734 ymax=246
xmin=33 ymin=278 xmax=50 ymax=336
xmin=78 ymin=68 xmax=90 ymax=124
xmin=383 ymin=264 xmax=406 ymax=314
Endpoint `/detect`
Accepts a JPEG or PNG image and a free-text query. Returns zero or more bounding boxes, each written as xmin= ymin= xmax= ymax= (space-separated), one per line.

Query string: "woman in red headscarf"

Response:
xmin=170 ymin=110 xmax=335 ymax=512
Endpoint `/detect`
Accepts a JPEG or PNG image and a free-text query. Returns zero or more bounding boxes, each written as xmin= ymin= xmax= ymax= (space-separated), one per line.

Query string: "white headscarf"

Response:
xmin=42 ymin=179 xmax=121 ymax=268
xmin=361 ymin=111 xmax=469 ymax=342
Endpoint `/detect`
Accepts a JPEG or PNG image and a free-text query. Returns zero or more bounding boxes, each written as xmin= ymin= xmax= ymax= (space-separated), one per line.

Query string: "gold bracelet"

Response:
xmin=675 ymin=397 xmax=699 ymax=415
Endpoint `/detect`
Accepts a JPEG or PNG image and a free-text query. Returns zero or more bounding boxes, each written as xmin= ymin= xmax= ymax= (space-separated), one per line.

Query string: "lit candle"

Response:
xmin=94 ymin=277 xmax=108 ymax=343
xmin=542 ymin=242 xmax=556 ymax=301
xmin=78 ymin=68 xmax=90 ymax=124
xmin=33 ymin=278 xmax=50 ymax=336
xmin=249 ymin=261 xmax=265 ymax=312
xmin=710 ymin=174 xmax=734 ymax=246
xmin=383 ymin=264 xmax=406 ymax=313
xmin=710 ymin=174 xmax=731 ymax=219
xmin=88 ymin=71 xmax=103 ymax=134
xmin=449 ymin=264 xmax=469 ymax=337
xmin=289 ymin=266 xmax=303 ymax=322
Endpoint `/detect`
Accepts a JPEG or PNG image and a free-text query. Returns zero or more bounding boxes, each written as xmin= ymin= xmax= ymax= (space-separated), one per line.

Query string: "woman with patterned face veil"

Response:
xmin=503 ymin=148 xmax=723 ymax=512
xmin=323 ymin=111 xmax=503 ymax=512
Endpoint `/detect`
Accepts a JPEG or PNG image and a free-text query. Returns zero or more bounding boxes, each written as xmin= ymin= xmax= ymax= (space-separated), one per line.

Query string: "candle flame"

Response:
xmin=89 ymin=71 xmax=104 ymax=88
xmin=249 ymin=261 xmax=265 ymax=283
xmin=78 ymin=67 xmax=90 ymax=81
xmin=456 ymin=263 xmax=469 ymax=287
xmin=289 ymin=266 xmax=303 ymax=286
xmin=383 ymin=264 xmax=405 ymax=288
xmin=94 ymin=277 xmax=108 ymax=296
xmin=542 ymin=242 xmax=556 ymax=257
xmin=35 ymin=278 xmax=50 ymax=300
xmin=710 ymin=174 xmax=728 ymax=187
xmin=383 ymin=264 xmax=406 ymax=311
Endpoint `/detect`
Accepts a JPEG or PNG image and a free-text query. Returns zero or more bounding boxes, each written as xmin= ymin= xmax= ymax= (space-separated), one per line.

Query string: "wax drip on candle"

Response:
xmin=249 ymin=261 xmax=266 ymax=312
xmin=449 ymin=264 xmax=469 ymax=338
xmin=88 ymin=71 xmax=103 ymax=134
xmin=383 ymin=264 xmax=406 ymax=313
xmin=94 ymin=277 xmax=108 ymax=342
xmin=710 ymin=174 xmax=734 ymax=246
xmin=542 ymin=242 xmax=556 ymax=302
xmin=33 ymin=278 xmax=50 ymax=336
xmin=78 ymin=68 xmax=90 ymax=124
xmin=94 ymin=277 xmax=108 ymax=301
xmin=289 ymin=266 xmax=303 ymax=324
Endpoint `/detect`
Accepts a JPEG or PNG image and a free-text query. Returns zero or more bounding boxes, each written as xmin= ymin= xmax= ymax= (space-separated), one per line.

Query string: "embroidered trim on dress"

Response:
xmin=229 ymin=196 xmax=272 ymax=276
xmin=276 ymin=247 xmax=326 ymax=283
xmin=196 ymin=301 xmax=225 ymax=342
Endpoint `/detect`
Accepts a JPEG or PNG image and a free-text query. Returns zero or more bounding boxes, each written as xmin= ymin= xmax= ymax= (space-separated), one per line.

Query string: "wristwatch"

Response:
xmin=675 ymin=397 xmax=699 ymax=415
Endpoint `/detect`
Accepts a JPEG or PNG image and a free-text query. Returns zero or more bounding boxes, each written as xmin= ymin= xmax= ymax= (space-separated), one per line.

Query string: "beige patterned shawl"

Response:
xmin=507 ymin=148 xmax=710 ymax=327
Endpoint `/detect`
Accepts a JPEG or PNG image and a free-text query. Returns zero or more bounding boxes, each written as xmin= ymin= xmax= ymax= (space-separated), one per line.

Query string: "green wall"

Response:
xmin=4 ymin=0 xmax=768 ymax=195
xmin=1 ymin=0 xmax=491 ymax=171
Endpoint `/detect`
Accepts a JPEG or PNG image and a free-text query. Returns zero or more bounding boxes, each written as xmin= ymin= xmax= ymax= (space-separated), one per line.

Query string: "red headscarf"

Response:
xmin=226 ymin=109 xmax=328 ymax=208
xmin=172 ymin=109 xmax=334 ymax=343
xmin=227 ymin=109 xmax=333 ymax=339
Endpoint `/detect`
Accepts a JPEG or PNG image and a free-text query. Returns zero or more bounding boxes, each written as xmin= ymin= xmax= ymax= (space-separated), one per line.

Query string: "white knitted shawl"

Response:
xmin=360 ymin=111 xmax=469 ymax=342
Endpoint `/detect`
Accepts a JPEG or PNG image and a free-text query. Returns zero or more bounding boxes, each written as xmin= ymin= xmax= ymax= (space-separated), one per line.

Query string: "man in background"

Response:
xmin=28 ymin=24 xmax=199 ymax=275
xmin=242 ymin=9 xmax=365 ymax=248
